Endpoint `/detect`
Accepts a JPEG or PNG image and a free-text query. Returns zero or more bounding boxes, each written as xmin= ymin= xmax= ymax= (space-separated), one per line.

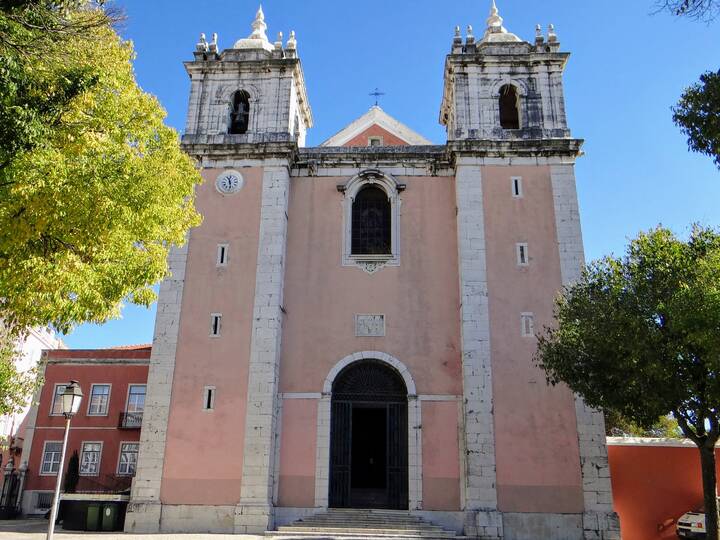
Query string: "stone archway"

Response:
xmin=329 ymin=360 xmax=408 ymax=509
xmin=314 ymin=351 xmax=422 ymax=510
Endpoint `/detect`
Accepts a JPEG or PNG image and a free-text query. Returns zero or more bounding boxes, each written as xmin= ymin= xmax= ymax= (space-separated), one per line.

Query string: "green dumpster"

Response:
xmin=101 ymin=504 xmax=118 ymax=531
xmin=86 ymin=504 xmax=101 ymax=531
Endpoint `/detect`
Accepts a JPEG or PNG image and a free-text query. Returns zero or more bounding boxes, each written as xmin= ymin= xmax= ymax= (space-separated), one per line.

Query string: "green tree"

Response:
xmin=0 ymin=1 xmax=201 ymax=411
xmin=535 ymin=226 xmax=720 ymax=540
xmin=0 ymin=327 xmax=37 ymax=417
xmin=63 ymin=450 xmax=79 ymax=493
xmin=673 ymin=70 xmax=720 ymax=170
xmin=0 ymin=1 xmax=201 ymax=336
xmin=604 ymin=410 xmax=682 ymax=438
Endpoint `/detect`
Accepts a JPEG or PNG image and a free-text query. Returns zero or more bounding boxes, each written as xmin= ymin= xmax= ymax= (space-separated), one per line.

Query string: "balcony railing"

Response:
xmin=118 ymin=411 xmax=143 ymax=429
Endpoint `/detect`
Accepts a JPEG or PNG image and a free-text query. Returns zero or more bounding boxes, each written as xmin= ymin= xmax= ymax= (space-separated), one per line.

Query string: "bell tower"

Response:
xmin=183 ymin=6 xmax=312 ymax=146
xmin=440 ymin=1 xmax=570 ymax=141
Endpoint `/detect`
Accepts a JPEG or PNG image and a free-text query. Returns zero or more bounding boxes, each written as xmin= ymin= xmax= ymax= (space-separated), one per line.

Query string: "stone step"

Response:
xmin=297 ymin=518 xmax=431 ymax=526
xmin=265 ymin=531 xmax=456 ymax=540
xmin=269 ymin=509 xmax=462 ymax=540
xmin=279 ymin=526 xmax=455 ymax=535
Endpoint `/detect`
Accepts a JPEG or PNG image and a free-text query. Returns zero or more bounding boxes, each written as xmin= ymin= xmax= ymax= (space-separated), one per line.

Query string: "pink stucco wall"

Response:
xmin=280 ymin=174 xmax=462 ymax=396
xmin=161 ymin=167 xmax=263 ymax=505
xmin=482 ymin=165 xmax=584 ymax=513
xmin=421 ymin=400 xmax=461 ymax=510
xmin=278 ymin=399 xmax=318 ymax=507
xmin=277 ymin=174 xmax=463 ymax=509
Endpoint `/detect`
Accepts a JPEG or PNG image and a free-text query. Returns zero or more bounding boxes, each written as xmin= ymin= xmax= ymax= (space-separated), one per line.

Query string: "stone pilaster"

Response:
xmin=235 ymin=160 xmax=291 ymax=534
xmin=125 ymin=242 xmax=189 ymax=533
xmin=454 ymin=158 xmax=502 ymax=540
xmin=550 ymin=164 xmax=620 ymax=540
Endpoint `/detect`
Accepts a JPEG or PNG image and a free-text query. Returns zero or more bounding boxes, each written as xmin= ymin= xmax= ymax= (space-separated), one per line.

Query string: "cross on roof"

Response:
xmin=369 ymin=87 xmax=385 ymax=107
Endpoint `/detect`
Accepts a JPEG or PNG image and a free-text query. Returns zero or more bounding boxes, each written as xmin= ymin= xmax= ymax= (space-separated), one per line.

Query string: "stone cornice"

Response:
xmin=181 ymin=137 xmax=298 ymax=162
xmin=448 ymin=138 xmax=583 ymax=158
xmin=181 ymin=139 xmax=583 ymax=168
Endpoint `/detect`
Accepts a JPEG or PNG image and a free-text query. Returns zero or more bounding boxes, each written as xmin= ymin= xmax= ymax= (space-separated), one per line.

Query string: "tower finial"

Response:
xmin=486 ymin=0 xmax=504 ymax=33
xmin=249 ymin=4 xmax=268 ymax=41
xmin=480 ymin=0 xmax=520 ymax=43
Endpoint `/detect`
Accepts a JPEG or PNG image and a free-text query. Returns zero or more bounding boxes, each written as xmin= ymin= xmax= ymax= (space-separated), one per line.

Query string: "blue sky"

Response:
xmin=63 ymin=0 xmax=720 ymax=348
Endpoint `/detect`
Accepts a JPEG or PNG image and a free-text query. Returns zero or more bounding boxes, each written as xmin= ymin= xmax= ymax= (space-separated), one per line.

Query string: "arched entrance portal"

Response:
xmin=329 ymin=360 xmax=409 ymax=509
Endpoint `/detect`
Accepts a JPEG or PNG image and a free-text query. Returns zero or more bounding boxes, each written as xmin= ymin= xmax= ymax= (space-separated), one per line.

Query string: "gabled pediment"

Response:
xmin=320 ymin=106 xmax=432 ymax=147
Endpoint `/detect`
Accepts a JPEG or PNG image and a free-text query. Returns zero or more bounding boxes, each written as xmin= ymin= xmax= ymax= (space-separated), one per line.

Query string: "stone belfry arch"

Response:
xmin=125 ymin=5 xmax=312 ymax=534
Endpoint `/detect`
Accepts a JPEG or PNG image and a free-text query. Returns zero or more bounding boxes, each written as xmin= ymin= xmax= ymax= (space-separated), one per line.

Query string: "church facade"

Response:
xmin=125 ymin=4 xmax=620 ymax=539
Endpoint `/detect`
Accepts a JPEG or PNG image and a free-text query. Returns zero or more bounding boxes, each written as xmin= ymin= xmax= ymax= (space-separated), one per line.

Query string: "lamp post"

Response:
xmin=46 ymin=381 xmax=82 ymax=540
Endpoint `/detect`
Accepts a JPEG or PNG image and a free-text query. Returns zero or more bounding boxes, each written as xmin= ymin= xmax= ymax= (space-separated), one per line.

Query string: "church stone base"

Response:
xmin=502 ymin=513 xmax=582 ymax=540
xmin=124 ymin=501 xmax=161 ymax=533
xmin=126 ymin=504 xmax=620 ymax=538
xmin=583 ymin=511 xmax=621 ymax=540
xmin=234 ymin=502 xmax=275 ymax=534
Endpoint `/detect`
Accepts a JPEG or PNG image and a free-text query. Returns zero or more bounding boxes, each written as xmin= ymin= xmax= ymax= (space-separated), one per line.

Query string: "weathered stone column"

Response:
xmin=125 ymin=242 xmax=189 ymax=533
xmin=550 ymin=163 xmax=620 ymax=540
xmin=454 ymin=157 xmax=502 ymax=540
xmin=234 ymin=160 xmax=291 ymax=533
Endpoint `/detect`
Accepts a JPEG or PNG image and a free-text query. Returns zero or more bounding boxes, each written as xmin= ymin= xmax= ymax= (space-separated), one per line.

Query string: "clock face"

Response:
xmin=215 ymin=171 xmax=244 ymax=195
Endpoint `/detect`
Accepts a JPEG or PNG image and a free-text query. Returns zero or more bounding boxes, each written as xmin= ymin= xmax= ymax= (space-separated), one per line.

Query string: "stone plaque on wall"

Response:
xmin=355 ymin=314 xmax=385 ymax=337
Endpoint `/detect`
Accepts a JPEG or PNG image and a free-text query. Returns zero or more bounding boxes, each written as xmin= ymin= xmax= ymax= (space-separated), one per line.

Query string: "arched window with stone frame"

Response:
xmin=228 ymin=90 xmax=250 ymax=134
xmin=339 ymin=170 xmax=403 ymax=274
xmin=498 ymin=84 xmax=521 ymax=129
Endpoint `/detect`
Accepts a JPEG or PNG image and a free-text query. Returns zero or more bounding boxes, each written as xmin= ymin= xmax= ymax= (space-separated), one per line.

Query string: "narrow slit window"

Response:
xmin=512 ymin=177 xmax=523 ymax=198
xmin=210 ymin=313 xmax=222 ymax=337
xmin=521 ymin=313 xmax=535 ymax=337
xmin=516 ymin=243 xmax=529 ymax=266
xmin=203 ymin=386 xmax=216 ymax=411
xmin=216 ymin=244 xmax=228 ymax=267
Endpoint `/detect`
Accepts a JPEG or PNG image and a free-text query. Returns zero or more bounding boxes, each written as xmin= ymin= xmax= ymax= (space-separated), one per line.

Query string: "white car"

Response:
xmin=677 ymin=503 xmax=718 ymax=538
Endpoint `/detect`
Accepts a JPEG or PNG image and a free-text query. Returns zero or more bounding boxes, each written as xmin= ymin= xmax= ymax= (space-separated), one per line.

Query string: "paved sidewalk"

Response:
xmin=0 ymin=519 xmax=264 ymax=539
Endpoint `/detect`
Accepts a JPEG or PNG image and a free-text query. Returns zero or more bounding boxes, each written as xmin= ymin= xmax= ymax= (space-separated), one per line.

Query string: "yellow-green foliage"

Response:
xmin=0 ymin=10 xmax=202 ymax=334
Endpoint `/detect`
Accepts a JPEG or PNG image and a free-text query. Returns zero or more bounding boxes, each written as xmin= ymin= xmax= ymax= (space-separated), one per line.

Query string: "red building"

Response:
xmin=18 ymin=346 xmax=149 ymax=516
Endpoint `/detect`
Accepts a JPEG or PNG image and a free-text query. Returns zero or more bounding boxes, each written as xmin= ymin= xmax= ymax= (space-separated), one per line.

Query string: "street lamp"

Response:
xmin=46 ymin=381 xmax=82 ymax=540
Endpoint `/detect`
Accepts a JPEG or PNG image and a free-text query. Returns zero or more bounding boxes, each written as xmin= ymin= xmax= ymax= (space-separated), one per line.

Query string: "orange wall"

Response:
xmin=161 ymin=167 xmax=263 ymax=505
xmin=609 ymin=442 xmax=719 ymax=540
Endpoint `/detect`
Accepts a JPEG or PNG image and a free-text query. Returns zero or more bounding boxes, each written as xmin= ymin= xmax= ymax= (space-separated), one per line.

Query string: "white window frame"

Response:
xmin=49 ymin=383 xmax=66 ymax=416
xmin=202 ymin=386 xmax=216 ymax=411
xmin=117 ymin=441 xmax=139 ymax=476
xmin=340 ymin=170 xmax=402 ymax=274
xmin=210 ymin=313 xmax=222 ymax=337
xmin=521 ymin=312 xmax=535 ymax=337
xmin=86 ymin=383 xmax=111 ymax=416
xmin=79 ymin=441 xmax=103 ymax=477
xmin=511 ymin=176 xmax=523 ymax=198
xmin=40 ymin=440 xmax=63 ymax=476
xmin=125 ymin=384 xmax=146 ymax=413
xmin=368 ymin=136 xmax=383 ymax=147
xmin=216 ymin=243 xmax=229 ymax=267
xmin=516 ymin=242 xmax=529 ymax=266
